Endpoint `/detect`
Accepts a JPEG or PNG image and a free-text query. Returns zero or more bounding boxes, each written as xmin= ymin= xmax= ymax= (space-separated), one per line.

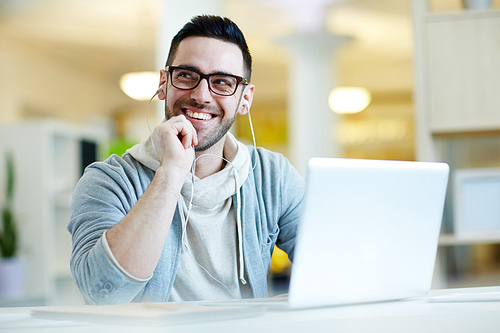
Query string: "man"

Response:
xmin=68 ymin=15 xmax=304 ymax=305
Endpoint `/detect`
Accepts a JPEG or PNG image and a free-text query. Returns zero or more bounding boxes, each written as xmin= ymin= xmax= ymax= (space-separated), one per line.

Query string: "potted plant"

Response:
xmin=0 ymin=151 xmax=24 ymax=300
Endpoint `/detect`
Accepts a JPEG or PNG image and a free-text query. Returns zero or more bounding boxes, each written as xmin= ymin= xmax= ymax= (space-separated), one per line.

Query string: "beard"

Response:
xmin=165 ymin=98 xmax=237 ymax=152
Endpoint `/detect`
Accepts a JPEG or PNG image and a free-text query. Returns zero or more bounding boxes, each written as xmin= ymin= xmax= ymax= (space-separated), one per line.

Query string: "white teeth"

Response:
xmin=186 ymin=111 xmax=212 ymax=120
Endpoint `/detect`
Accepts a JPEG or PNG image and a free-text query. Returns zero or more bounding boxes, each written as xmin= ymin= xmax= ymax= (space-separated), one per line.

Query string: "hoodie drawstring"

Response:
xmin=235 ymin=168 xmax=247 ymax=285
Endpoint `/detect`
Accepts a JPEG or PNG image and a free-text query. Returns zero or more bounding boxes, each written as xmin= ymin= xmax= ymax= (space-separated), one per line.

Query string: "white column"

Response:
xmin=155 ymin=0 xmax=222 ymax=123
xmin=280 ymin=30 xmax=350 ymax=176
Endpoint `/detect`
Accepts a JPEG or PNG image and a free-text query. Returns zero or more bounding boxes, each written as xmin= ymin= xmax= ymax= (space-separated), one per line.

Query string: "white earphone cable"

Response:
xmin=147 ymin=87 xmax=256 ymax=300
xmin=146 ymin=90 xmax=159 ymax=134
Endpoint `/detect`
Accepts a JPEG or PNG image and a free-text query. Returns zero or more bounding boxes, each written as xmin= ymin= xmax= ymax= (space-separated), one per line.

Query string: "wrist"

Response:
xmin=153 ymin=164 xmax=188 ymax=194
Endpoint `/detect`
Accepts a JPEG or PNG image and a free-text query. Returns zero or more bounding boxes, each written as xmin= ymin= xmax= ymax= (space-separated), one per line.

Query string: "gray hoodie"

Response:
xmin=68 ymin=135 xmax=305 ymax=304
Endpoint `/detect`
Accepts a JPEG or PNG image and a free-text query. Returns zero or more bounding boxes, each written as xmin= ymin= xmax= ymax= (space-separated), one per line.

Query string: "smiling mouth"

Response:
xmin=184 ymin=110 xmax=215 ymax=121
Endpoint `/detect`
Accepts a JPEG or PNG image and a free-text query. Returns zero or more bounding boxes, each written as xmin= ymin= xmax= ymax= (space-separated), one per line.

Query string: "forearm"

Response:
xmin=106 ymin=165 xmax=186 ymax=279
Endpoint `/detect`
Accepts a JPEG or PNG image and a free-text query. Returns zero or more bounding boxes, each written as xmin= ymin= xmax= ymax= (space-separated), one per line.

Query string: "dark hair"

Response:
xmin=165 ymin=15 xmax=252 ymax=81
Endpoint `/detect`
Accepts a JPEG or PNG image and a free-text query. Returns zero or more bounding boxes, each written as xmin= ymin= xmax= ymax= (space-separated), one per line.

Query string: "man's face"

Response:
xmin=160 ymin=37 xmax=254 ymax=152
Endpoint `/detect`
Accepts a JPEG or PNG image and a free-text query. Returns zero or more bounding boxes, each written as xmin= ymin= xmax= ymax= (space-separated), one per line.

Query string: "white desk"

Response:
xmin=1 ymin=286 xmax=500 ymax=333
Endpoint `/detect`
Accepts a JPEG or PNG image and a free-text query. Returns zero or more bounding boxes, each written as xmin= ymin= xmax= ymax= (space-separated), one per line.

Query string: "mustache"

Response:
xmin=174 ymin=99 xmax=224 ymax=116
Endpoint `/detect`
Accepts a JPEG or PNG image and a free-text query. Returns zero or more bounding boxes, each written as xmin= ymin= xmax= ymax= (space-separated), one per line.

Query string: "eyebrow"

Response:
xmin=174 ymin=64 xmax=237 ymax=77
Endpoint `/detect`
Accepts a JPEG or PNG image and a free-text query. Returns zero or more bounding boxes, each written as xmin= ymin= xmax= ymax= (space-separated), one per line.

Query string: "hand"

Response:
xmin=151 ymin=115 xmax=198 ymax=172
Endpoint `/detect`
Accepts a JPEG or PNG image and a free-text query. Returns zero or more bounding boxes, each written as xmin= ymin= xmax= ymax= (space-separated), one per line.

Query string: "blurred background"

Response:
xmin=1 ymin=0 xmax=500 ymax=306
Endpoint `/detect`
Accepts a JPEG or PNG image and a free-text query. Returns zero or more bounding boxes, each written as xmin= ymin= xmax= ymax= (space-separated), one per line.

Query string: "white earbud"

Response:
xmin=152 ymin=85 xmax=164 ymax=98
xmin=242 ymin=100 xmax=249 ymax=109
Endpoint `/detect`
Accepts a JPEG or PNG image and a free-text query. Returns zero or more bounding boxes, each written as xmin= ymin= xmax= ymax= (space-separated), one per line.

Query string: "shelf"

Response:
xmin=53 ymin=192 xmax=73 ymax=209
xmin=53 ymin=265 xmax=72 ymax=279
xmin=0 ymin=295 xmax=46 ymax=307
xmin=0 ymin=120 xmax=108 ymax=306
xmin=439 ymin=233 xmax=500 ymax=246
xmin=432 ymin=129 xmax=500 ymax=138
xmin=425 ymin=8 xmax=500 ymax=22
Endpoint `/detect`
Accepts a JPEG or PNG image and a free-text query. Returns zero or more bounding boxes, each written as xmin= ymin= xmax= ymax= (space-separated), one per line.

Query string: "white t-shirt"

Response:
xmin=169 ymin=135 xmax=252 ymax=301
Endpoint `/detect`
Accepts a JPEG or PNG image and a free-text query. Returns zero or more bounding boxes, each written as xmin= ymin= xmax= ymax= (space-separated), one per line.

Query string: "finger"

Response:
xmin=167 ymin=121 xmax=192 ymax=147
xmin=177 ymin=115 xmax=198 ymax=148
xmin=173 ymin=118 xmax=197 ymax=149
xmin=162 ymin=115 xmax=198 ymax=148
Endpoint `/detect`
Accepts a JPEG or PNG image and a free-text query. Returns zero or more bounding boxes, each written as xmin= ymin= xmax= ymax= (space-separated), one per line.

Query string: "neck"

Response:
xmin=193 ymin=138 xmax=226 ymax=179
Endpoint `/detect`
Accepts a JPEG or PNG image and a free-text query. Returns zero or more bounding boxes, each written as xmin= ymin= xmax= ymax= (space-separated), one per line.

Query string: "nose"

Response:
xmin=189 ymin=78 xmax=212 ymax=104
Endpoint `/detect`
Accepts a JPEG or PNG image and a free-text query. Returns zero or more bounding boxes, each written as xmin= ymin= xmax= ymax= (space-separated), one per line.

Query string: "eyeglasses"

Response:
xmin=166 ymin=66 xmax=249 ymax=96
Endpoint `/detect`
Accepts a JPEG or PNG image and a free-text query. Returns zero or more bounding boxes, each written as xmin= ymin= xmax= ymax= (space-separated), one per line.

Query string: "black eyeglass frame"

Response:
xmin=166 ymin=66 xmax=249 ymax=97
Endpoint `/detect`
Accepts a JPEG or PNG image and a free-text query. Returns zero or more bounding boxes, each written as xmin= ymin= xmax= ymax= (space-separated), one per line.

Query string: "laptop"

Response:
xmin=202 ymin=157 xmax=449 ymax=309
xmin=287 ymin=157 xmax=449 ymax=308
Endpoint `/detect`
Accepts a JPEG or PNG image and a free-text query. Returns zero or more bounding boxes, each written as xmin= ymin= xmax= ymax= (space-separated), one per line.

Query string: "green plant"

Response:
xmin=0 ymin=152 xmax=17 ymax=258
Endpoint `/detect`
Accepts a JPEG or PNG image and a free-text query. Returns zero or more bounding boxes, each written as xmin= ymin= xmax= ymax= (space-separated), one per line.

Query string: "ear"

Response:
xmin=238 ymin=84 xmax=255 ymax=115
xmin=157 ymin=69 xmax=168 ymax=100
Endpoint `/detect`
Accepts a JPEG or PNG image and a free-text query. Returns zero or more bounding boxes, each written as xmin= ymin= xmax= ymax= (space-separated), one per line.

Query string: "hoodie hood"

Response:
xmin=126 ymin=135 xmax=160 ymax=171
xmin=127 ymin=132 xmax=248 ymax=177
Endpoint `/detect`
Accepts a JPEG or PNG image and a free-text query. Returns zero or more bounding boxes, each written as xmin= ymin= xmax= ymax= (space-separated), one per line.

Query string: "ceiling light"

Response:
xmin=329 ymin=87 xmax=371 ymax=114
xmin=119 ymin=71 xmax=159 ymax=101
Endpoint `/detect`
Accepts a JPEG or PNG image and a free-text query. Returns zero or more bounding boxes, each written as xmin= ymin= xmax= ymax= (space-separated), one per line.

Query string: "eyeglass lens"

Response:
xmin=170 ymin=68 xmax=238 ymax=96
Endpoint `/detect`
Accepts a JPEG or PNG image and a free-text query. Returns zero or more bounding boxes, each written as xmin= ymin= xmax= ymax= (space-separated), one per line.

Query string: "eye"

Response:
xmin=211 ymin=76 xmax=236 ymax=87
xmin=175 ymin=70 xmax=195 ymax=80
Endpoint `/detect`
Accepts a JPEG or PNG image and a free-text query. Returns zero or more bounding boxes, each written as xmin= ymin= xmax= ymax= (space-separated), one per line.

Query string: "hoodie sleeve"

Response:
xmin=67 ymin=154 xmax=154 ymax=304
xmin=276 ymin=156 xmax=305 ymax=262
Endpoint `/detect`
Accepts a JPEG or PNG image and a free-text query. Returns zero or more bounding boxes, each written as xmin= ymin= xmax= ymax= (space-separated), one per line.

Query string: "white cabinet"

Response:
xmin=413 ymin=3 xmax=500 ymax=162
xmin=0 ymin=120 xmax=109 ymax=305
xmin=425 ymin=11 xmax=500 ymax=133
xmin=412 ymin=1 xmax=500 ymax=288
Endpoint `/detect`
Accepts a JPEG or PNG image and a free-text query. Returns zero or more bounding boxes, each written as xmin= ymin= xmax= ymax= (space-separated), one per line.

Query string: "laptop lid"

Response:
xmin=288 ymin=158 xmax=449 ymax=308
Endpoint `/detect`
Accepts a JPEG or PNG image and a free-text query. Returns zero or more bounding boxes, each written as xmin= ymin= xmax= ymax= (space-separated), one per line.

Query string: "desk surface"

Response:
xmin=1 ymin=286 xmax=500 ymax=333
